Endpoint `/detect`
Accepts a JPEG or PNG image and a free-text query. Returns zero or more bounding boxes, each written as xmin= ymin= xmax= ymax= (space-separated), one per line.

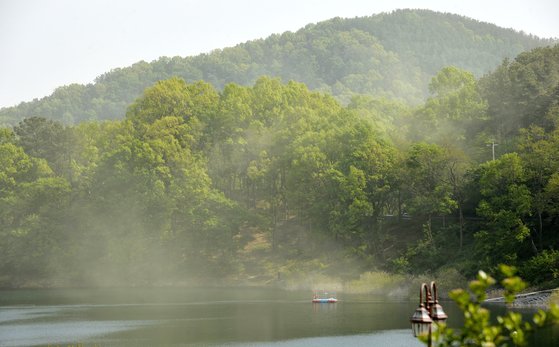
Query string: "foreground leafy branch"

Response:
xmin=421 ymin=265 xmax=559 ymax=346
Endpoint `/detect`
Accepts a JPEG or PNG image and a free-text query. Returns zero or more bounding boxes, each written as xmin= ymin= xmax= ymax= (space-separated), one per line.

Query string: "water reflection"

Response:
xmin=223 ymin=329 xmax=421 ymax=347
xmin=311 ymin=302 xmax=337 ymax=313
xmin=0 ymin=288 xmax=556 ymax=347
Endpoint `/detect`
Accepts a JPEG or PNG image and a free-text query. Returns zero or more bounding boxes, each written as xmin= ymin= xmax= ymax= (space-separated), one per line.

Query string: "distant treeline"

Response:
xmin=1 ymin=44 xmax=558 ymax=288
xmin=0 ymin=9 xmax=555 ymax=126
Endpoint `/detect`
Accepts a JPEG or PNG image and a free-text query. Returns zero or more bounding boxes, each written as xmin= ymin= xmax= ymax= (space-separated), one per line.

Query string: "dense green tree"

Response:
xmin=413 ymin=66 xmax=488 ymax=148
xmin=0 ymin=128 xmax=15 ymax=144
xmin=13 ymin=117 xmax=80 ymax=181
xmin=473 ymin=153 xmax=533 ymax=267
xmin=479 ymin=44 xmax=559 ymax=140
xmin=517 ymin=126 xmax=559 ymax=251
xmin=346 ymin=95 xmax=413 ymax=146
xmin=403 ymin=143 xmax=457 ymax=239
xmin=0 ymin=142 xmax=71 ymax=285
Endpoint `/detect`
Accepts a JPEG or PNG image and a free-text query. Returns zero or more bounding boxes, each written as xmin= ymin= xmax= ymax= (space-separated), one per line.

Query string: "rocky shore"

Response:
xmin=485 ymin=289 xmax=559 ymax=308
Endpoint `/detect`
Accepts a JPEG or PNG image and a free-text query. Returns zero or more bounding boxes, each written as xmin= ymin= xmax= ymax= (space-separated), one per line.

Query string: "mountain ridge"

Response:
xmin=1 ymin=9 xmax=555 ymax=125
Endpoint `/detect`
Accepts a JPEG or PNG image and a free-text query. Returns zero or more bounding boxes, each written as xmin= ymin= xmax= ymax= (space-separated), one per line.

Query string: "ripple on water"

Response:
xmin=215 ymin=329 xmax=423 ymax=347
xmin=0 ymin=307 xmax=61 ymax=324
xmin=0 ymin=320 xmax=154 ymax=347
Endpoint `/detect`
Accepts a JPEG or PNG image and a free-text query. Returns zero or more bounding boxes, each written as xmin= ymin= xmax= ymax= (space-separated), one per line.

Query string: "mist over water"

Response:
xmin=1 ymin=287 xmax=558 ymax=347
xmin=0 ymin=287 xmax=424 ymax=347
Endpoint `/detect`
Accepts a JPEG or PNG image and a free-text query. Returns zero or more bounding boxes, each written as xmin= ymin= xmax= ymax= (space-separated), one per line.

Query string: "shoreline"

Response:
xmin=485 ymin=288 xmax=559 ymax=308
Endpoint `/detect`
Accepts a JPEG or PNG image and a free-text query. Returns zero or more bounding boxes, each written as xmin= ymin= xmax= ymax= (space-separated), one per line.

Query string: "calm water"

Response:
xmin=0 ymin=287 xmax=557 ymax=347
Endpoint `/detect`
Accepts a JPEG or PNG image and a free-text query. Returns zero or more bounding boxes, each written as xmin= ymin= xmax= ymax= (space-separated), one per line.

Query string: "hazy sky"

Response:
xmin=1 ymin=0 xmax=558 ymax=108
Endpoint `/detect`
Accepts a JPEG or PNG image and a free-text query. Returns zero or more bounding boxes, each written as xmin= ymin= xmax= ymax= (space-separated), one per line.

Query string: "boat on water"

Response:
xmin=312 ymin=291 xmax=337 ymax=303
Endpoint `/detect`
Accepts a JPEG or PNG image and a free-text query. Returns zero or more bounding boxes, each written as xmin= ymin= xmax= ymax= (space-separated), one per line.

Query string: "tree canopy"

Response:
xmin=0 ymin=39 xmax=559 ymax=289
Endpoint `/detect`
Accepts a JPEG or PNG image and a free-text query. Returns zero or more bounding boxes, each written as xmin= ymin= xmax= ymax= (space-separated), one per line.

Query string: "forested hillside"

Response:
xmin=0 ymin=9 xmax=554 ymax=126
xmin=1 ymin=44 xmax=558 ymax=288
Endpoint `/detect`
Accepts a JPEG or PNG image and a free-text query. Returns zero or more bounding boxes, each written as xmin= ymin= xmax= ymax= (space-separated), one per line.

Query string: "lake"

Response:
xmin=1 ymin=287 xmax=558 ymax=346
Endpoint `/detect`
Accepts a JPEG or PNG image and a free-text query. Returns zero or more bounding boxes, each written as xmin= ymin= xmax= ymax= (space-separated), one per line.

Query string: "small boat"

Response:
xmin=312 ymin=291 xmax=337 ymax=303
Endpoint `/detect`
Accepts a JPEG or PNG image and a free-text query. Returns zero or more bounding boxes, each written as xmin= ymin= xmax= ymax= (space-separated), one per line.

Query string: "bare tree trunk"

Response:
xmin=538 ymin=210 xmax=543 ymax=251
xmin=271 ymin=176 xmax=278 ymax=252
xmin=459 ymin=205 xmax=464 ymax=251
xmin=397 ymin=189 xmax=402 ymax=222
xmin=531 ymin=237 xmax=539 ymax=255
xmin=427 ymin=214 xmax=433 ymax=243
